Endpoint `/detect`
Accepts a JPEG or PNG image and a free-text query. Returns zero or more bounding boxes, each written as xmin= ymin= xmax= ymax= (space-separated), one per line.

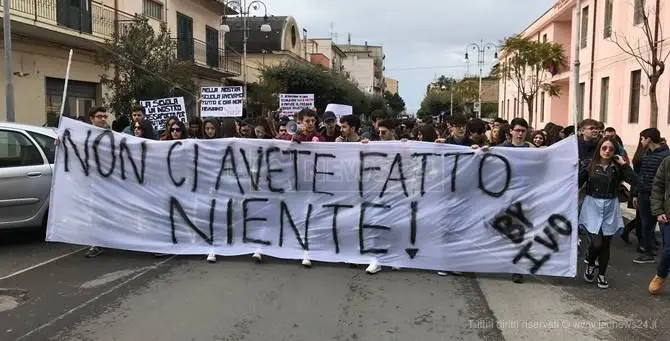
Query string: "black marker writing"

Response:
xmin=478 ymin=153 xmax=511 ymax=198
xmin=380 ymin=153 xmax=409 ymax=198
xmin=216 ymin=146 xmax=244 ymax=194
xmin=359 ymin=202 xmax=392 ymax=254
xmin=169 ymin=196 xmax=214 ymax=245
xmin=167 ymin=141 xmax=185 ymax=187
xmin=61 ymin=129 xmax=91 ymax=175
xmin=279 ymin=201 xmax=312 ymax=250
xmin=92 ymin=130 xmax=116 ymax=178
xmin=265 ymin=147 xmax=285 ymax=193
xmin=359 ymin=152 xmax=387 ymax=197
xmin=313 ymin=153 xmax=336 ymax=196
xmin=118 ymin=138 xmax=147 ymax=184
xmin=322 ymin=203 xmax=354 ymax=254
xmin=411 ymin=153 xmax=439 ymax=197
xmin=445 ymin=152 xmax=475 ymax=192
xmin=242 ymin=198 xmax=271 ymax=245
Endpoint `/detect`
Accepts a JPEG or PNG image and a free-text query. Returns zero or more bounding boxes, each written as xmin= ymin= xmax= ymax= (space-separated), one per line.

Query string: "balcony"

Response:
xmin=0 ymin=0 xmax=135 ymax=48
xmin=173 ymin=37 xmax=242 ymax=77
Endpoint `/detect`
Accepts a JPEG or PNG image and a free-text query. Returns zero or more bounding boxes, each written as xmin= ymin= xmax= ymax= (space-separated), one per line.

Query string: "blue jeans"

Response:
xmin=638 ymin=193 xmax=656 ymax=255
xmin=658 ymin=223 xmax=670 ymax=278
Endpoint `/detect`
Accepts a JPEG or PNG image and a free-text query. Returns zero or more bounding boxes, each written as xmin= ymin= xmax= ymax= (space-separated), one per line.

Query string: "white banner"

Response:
xmin=47 ymin=118 xmax=579 ymax=277
xmin=325 ymin=103 xmax=353 ymax=118
xmin=139 ymin=97 xmax=187 ymax=132
xmin=279 ymin=94 xmax=314 ymax=116
xmin=200 ymin=86 xmax=244 ymax=117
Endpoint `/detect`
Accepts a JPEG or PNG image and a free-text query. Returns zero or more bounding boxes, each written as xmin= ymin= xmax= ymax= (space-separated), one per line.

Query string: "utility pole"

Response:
xmin=4 ymin=0 xmax=15 ymax=122
xmin=571 ymin=0 xmax=582 ymax=127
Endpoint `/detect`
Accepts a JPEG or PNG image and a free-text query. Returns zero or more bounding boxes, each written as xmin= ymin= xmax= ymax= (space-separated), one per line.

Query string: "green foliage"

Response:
xmin=95 ymin=16 xmax=198 ymax=117
xmin=496 ymin=35 xmax=566 ymax=119
xmin=383 ymin=91 xmax=406 ymax=116
xmin=258 ymin=62 xmax=376 ymax=115
xmin=419 ymin=76 xmax=480 ymax=116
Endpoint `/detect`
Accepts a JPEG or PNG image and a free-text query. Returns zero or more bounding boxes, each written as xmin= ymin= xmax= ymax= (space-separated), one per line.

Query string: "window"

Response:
xmin=0 ymin=130 xmax=44 ymax=168
xmin=581 ymin=6 xmax=589 ymax=48
xmin=143 ymin=0 xmax=163 ymax=21
xmin=540 ymin=91 xmax=546 ymax=122
xmin=634 ymin=0 xmax=645 ymax=25
xmin=599 ymin=77 xmax=610 ymax=122
xmin=578 ymin=82 xmax=586 ymax=121
xmin=28 ymin=132 xmax=56 ymax=164
xmin=542 ymin=34 xmax=548 ymax=43
xmin=604 ymin=0 xmax=613 ymax=38
xmin=629 ymin=70 xmax=642 ymax=123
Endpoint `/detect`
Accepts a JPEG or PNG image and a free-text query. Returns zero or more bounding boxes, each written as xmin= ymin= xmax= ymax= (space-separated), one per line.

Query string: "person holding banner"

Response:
xmin=580 ymin=136 xmax=637 ymax=289
xmin=203 ymin=119 xmax=221 ymax=139
xmin=279 ymin=108 xmax=325 ymax=142
xmin=160 ymin=116 xmax=181 ymax=140
xmin=166 ymin=120 xmax=189 ymax=140
xmin=320 ymin=111 xmax=341 ymax=142
xmin=335 ymin=115 xmax=362 ymax=142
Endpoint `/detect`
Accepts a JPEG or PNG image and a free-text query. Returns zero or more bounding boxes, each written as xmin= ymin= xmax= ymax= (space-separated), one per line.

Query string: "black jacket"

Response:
xmin=580 ymin=162 xmax=638 ymax=199
xmin=578 ymin=138 xmax=599 ymax=170
xmin=444 ymin=135 xmax=475 ymax=146
xmin=635 ymin=144 xmax=670 ymax=196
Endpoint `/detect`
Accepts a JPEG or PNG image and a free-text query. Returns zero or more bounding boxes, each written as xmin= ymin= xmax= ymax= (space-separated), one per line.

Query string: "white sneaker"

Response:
xmin=252 ymin=252 xmax=262 ymax=263
xmin=302 ymin=258 xmax=312 ymax=268
xmin=365 ymin=263 xmax=382 ymax=274
xmin=437 ymin=271 xmax=448 ymax=276
xmin=206 ymin=252 xmax=216 ymax=263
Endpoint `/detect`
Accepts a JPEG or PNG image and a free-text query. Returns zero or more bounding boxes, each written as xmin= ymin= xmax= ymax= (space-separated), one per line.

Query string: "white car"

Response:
xmin=0 ymin=122 xmax=57 ymax=231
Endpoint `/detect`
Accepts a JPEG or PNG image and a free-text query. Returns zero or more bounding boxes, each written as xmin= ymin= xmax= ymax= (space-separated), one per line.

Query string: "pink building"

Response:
xmin=498 ymin=0 xmax=670 ymax=147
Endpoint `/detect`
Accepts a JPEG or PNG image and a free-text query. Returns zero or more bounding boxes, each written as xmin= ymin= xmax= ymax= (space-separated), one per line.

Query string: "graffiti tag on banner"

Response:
xmin=46 ymin=117 xmax=579 ymax=276
xmin=139 ymin=97 xmax=187 ymax=132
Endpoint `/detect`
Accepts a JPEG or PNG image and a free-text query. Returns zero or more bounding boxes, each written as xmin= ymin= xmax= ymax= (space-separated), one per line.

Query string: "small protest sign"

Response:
xmin=325 ymin=103 xmax=353 ymax=118
xmin=139 ymin=97 xmax=187 ymax=132
xmin=279 ymin=94 xmax=314 ymax=116
xmin=200 ymin=86 xmax=244 ymax=117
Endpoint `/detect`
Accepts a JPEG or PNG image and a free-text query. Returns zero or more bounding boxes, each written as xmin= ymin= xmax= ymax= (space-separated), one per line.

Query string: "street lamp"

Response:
xmin=219 ymin=0 xmax=272 ymax=104
xmin=465 ymin=40 xmax=498 ymax=118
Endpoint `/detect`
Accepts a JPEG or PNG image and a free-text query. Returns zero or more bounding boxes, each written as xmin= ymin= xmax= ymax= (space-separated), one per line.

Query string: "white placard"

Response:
xmin=200 ymin=86 xmax=244 ymax=117
xmin=139 ymin=97 xmax=187 ymax=132
xmin=279 ymin=94 xmax=314 ymax=116
xmin=47 ymin=117 xmax=579 ymax=277
xmin=325 ymin=103 xmax=353 ymax=118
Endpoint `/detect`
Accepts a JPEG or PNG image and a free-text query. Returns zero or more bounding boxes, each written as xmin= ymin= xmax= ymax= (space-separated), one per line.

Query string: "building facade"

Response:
xmin=311 ymin=38 xmax=346 ymax=72
xmin=385 ymin=77 xmax=398 ymax=94
xmin=499 ymin=0 xmax=670 ymax=146
xmin=224 ymin=16 xmax=307 ymax=85
xmin=339 ymin=43 xmax=385 ymax=95
xmin=0 ymin=0 xmax=241 ymax=124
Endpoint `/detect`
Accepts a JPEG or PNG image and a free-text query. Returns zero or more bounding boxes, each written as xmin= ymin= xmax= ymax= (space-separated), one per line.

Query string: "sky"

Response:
xmin=263 ymin=0 xmax=555 ymax=113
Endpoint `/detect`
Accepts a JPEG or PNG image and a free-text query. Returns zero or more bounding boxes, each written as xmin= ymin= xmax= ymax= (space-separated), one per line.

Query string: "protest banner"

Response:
xmin=279 ymin=94 xmax=314 ymax=116
xmin=47 ymin=117 xmax=579 ymax=277
xmin=200 ymin=86 xmax=244 ymax=117
xmin=325 ymin=103 xmax=353 ymax=118
xmin=139 ymin=97 xmax=187 ymax=132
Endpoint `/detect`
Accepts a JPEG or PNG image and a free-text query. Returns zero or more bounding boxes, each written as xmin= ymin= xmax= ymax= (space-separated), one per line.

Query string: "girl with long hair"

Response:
xmin=580 ymin=136 xmax=638 ymax=289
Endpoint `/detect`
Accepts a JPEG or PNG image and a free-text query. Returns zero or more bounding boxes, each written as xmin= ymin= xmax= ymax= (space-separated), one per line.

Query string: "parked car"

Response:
xmin=0 ymin=122 xmax=57 ymax=231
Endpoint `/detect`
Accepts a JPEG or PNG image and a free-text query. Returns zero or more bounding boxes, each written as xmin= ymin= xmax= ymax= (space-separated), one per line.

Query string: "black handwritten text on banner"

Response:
xmin=47 ymin=118 xmax=579 ymax=276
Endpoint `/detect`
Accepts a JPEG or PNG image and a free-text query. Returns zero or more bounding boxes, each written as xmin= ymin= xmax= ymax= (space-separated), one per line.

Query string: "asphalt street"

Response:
xmin=0 ymin=218 xmax=668 ymax=341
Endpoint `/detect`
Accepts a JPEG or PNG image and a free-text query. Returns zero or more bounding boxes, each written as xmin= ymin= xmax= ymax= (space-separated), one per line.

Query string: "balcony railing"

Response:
xmin=174 ymin=37 xmax=242 ymax=76
xmin=0 ymin=0 xmax=133 ymax=40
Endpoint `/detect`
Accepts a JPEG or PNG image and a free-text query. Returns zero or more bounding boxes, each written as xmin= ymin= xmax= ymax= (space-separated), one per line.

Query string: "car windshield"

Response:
xmin=28 ymin=131 xmax=56 ymax=164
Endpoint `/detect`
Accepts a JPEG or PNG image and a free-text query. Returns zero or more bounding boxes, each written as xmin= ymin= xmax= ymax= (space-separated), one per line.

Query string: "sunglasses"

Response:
xmin=171 ymin=127 xmax=181 ymax=133
xmin=601 ymin=145 xmax=615 ymax=151
xmin=133 ymin=125 xmax=142 ymax=130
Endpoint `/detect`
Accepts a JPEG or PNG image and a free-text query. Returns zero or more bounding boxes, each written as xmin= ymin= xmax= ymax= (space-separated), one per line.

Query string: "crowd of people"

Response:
xmin=59 ymin=105 xmax=670 ymax=295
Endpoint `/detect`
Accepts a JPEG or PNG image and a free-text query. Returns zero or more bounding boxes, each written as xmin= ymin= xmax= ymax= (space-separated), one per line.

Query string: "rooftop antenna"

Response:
xmin=347 ymin=33 xmax=351 ymax=45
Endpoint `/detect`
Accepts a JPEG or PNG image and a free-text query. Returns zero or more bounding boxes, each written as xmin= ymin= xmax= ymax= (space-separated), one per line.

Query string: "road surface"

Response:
xmin=0 ymin=225 xmax=667 ymax=341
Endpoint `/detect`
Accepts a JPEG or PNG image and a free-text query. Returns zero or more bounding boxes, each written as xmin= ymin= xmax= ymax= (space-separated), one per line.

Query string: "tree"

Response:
xmin=612 ymin=0 xmax=667 ymax=127
xmin=259 ymin=61 xmax=372 ymax=115
xmin=496 ymin=35 xmax=566 ymax=127
xmin=95 ymin=16 xmax=197 ymax=117
xmin=384 ymin=91 xmax=406 ymax=116
xmin=419 ymin=76 xmax=479 ymax=116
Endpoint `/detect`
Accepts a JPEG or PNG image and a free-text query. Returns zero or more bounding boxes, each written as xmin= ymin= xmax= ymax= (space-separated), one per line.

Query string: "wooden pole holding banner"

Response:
xmin=59 ymin=49 xmax=74 ymax=119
